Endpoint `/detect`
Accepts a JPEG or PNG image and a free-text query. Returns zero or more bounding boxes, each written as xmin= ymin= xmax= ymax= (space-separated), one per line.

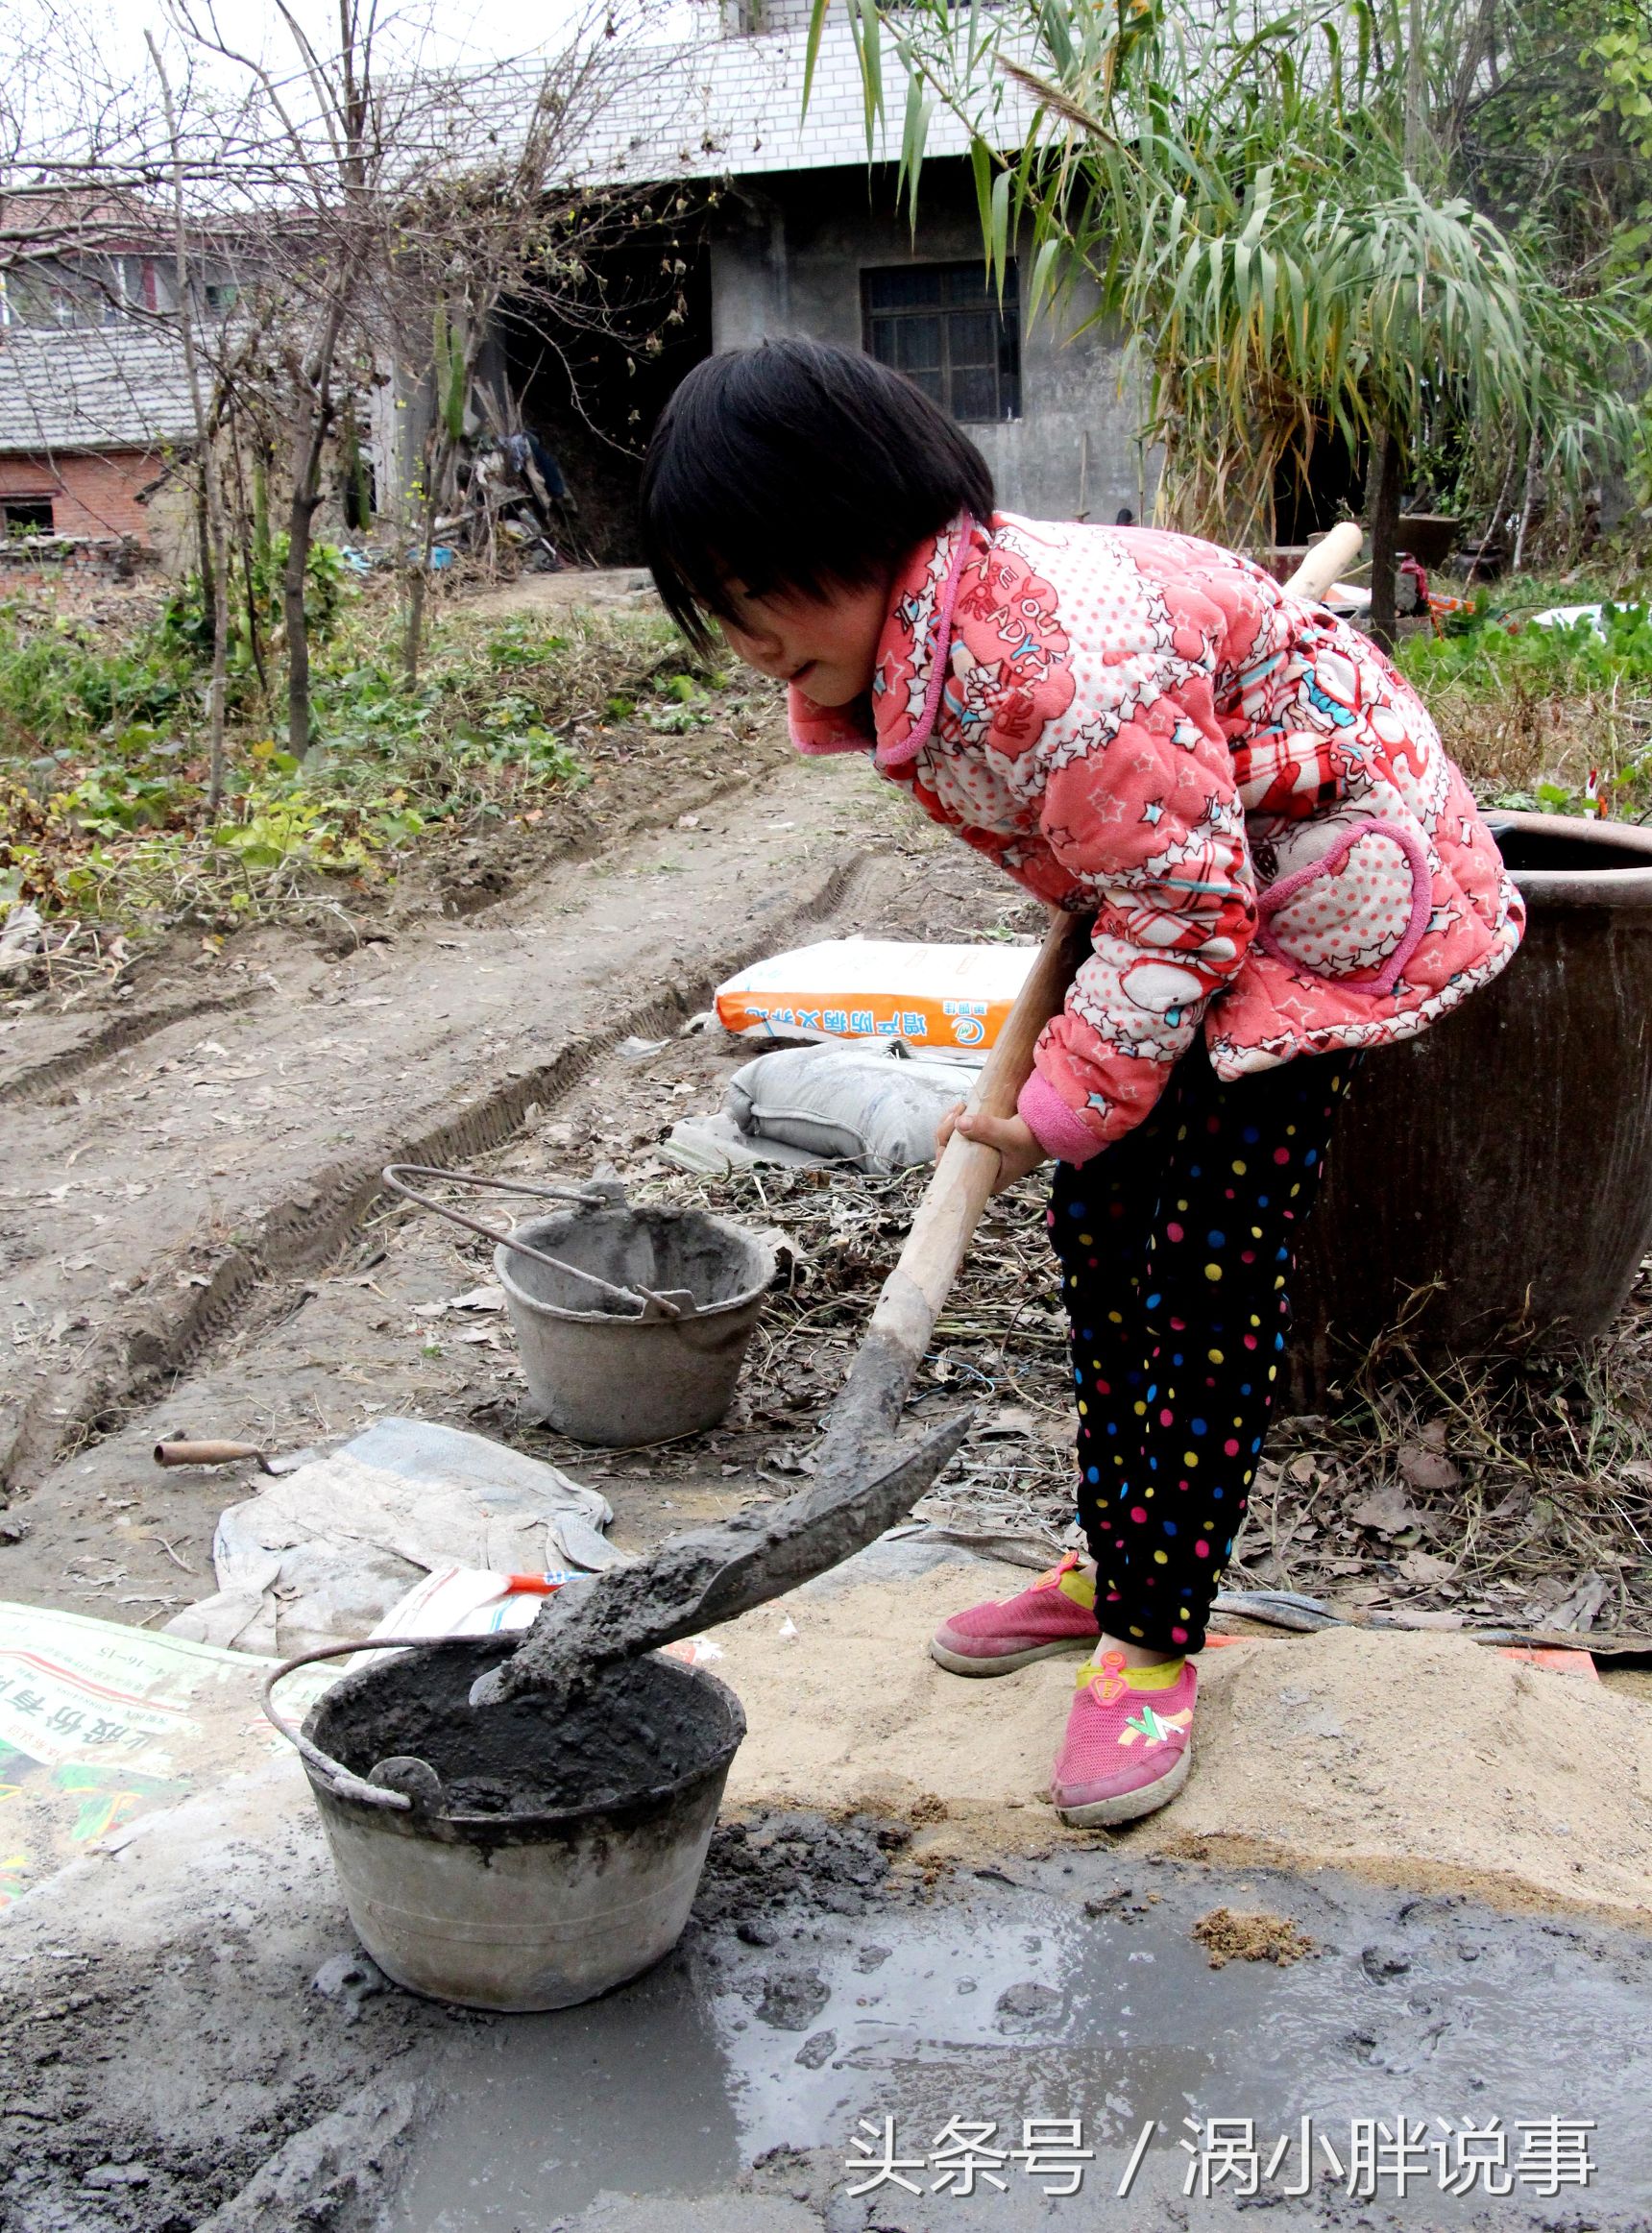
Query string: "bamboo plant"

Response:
xmin=810 ymin=0 xmax=1640 ymax=630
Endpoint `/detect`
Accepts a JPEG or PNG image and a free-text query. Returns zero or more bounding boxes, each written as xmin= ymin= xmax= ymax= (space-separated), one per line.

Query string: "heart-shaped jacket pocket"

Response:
xmin=1254 ymin=817 xmax=1432 ymax=996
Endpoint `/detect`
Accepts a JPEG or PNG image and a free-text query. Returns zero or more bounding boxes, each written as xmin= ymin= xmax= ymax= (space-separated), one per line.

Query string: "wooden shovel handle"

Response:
xmin=1286 ymin=521 xmax=1363 ymax=602
xmin=818 ymin=909 xmax=1091 ymax=1474
xmin=154 ymin=1439 xmax=274 ymax=1471
xmin=890 ymin=909 xmax=1091 ymax=1326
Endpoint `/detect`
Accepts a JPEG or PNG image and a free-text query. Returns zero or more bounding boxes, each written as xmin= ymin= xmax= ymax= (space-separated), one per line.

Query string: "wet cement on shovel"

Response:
xmin=472 ymin=1389 xmax=973 ymax=1709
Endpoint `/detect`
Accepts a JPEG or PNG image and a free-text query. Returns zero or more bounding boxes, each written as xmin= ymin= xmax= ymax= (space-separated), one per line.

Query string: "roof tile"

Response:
xmin=0 ymin=323 xmax=198 ymax=455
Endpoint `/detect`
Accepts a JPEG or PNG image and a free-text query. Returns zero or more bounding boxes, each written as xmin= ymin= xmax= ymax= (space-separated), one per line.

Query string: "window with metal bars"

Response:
xmin=862 ymin=260 xmax=1021 ymax=423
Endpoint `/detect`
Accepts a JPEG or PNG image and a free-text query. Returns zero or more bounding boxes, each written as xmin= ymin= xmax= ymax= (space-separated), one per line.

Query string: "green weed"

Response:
xmin=0 ymin=607 xmax=194 ymax=754
xmin=1399 ymin=596 xmax=1652 ymax=698
xmin=158 ymin=536 xmax=350 ymax=686
xmin=1397 ymin=595 xmax=1652 ymax=814
xmin=0 ymin=566 xmax=734 ymax=941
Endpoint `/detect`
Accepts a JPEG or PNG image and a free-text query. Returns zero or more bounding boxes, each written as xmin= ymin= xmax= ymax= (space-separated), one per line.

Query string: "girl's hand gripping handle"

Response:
xmin=934 ymin=907 xmax=1091 ymax=1196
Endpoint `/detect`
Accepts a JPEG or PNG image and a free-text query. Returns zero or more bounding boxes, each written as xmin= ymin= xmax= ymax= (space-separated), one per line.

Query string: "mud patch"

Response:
xmin=753 ymin=1968 xmax=830 ymax=2031
xmin=12 ymin=1768 xmax=1652 ymax=2232
xmin=1191 ymin=1905 xmax=1318 ymax=1967
xmin=692 ymin=1808 xmax=904 ymax=1927
xmin=0 ymin=1766 xmax=435 ymax=2233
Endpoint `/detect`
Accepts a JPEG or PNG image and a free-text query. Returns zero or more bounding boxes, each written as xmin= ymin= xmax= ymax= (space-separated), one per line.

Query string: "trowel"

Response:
xmin=153 ymin=1438 xmax=319 ymax=1475
xmin=470 ymin=909 xmax=1090 ymax=1706
xmin=471 ymin=526 xmax=1365 ymax=1710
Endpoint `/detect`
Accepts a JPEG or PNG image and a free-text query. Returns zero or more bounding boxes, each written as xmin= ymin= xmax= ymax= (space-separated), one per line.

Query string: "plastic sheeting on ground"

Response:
xmin=161 ymin=1418 xmax=614 ymax=1661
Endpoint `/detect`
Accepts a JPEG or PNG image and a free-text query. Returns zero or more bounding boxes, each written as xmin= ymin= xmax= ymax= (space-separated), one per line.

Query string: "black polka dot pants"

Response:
xmin=1048 ymin=1042 xmax=1359 ymax=1654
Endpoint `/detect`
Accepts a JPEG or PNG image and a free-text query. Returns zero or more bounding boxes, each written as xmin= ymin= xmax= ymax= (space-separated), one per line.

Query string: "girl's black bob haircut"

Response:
xmin=641 ymin=337 xmax=994 ymax=653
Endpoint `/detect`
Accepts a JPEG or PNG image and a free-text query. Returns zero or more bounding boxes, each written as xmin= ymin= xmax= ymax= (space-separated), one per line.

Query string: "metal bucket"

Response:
xmin=496 ymin=1203 xmax=773 ymax=1445
xmin=269 ymin=1636 xmax=746 ymax=2013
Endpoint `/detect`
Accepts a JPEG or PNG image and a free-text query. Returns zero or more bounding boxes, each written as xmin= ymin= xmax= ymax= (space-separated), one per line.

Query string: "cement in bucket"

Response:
xmin=496 ymin=1203 xmax=772 ymax=1445
xmin=294 ymin=1637 xmax=746 ymax=2012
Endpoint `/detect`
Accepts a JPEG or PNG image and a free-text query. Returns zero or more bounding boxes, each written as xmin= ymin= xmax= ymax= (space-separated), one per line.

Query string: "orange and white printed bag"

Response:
xmin=714 ymin=938 xmax=1037 ymax=1052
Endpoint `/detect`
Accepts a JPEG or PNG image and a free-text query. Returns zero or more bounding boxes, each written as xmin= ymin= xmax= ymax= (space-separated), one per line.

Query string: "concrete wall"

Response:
xmin=0 ymin=449 xmax=163 ymax=542
xmin=708 ymin=162 xmax=1151 ymax=524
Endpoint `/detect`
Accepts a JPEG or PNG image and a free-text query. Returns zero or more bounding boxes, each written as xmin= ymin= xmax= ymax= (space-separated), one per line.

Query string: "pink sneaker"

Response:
xmin=929 ymin=1552 xmax=1100 ymax=1677
xmin=1049 ymin=1650 xmax=1198 ymax=1826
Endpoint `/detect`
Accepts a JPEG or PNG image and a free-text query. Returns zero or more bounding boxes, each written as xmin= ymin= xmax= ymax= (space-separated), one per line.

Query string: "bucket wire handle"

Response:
xmin=380 ymin=1163 xmax=683 ymax=1320
xmin=262 ymin=1635 xmax=493 ymax=1812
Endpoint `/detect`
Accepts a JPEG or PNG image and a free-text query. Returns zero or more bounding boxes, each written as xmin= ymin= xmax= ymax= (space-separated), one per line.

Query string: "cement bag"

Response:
xmin=724 ymin=1040 xmax=983 ymax=1174
xmin=661 ymin=1110 xmax=830 ymax=1176
xmin=0 ymin=1599 xmax=340 ymax=1905
xmin=715 ymin=937 xmax=1036 ymax=1051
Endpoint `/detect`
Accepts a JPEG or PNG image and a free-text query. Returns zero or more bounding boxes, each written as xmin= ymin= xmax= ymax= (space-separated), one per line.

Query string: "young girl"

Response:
xmin=642 ymin=338 xmax=1523 ymax=1829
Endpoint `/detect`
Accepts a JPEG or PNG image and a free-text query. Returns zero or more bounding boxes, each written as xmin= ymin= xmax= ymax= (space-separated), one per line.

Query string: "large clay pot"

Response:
xmin=1397 ymin=514 xmax=1460 ymax=569
xmin=1295 ymin=812 xmax=1652 ymax=1389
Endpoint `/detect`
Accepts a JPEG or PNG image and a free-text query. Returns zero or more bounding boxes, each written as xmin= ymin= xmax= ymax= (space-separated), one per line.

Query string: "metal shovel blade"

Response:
xmin=469 ymin=1408 xmax=973 ymax=1707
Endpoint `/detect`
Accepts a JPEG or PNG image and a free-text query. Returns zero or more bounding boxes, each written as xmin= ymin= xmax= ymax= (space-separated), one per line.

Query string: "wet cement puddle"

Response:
xmin=381 ymin=1828 xmax=1652 ymax=2230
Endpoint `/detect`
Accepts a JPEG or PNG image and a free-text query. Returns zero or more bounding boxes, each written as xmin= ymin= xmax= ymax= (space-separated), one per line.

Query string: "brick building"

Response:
xmin=0 ymin=324 xmax=198 ymax=549
xmin=0 ymin=191 xmax=205 ymax=552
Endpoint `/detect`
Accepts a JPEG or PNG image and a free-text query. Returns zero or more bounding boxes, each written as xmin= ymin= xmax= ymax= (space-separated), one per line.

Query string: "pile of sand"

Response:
xmin=717 ymin=1559 xmax=1652 ymax=1921
xmin=1190 ymin=1907 xmax=1317 ymax=1967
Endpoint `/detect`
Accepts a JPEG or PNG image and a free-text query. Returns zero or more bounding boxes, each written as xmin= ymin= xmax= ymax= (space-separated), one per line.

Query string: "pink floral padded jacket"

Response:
xmin=789 ymin=513 xmax=1524 ymax=1166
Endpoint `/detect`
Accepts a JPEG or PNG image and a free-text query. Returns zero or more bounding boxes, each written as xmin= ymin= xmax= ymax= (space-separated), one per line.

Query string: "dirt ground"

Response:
xmin=5 ymin=636 xmax=1650 ymax=1832
xmin=0 ymin=726 xmax=1040 ymax=1614
xmin=6 ymin=574 xmax=1640 ymax=1649
xmin=458 ymin=564 xmax=661 ymax=620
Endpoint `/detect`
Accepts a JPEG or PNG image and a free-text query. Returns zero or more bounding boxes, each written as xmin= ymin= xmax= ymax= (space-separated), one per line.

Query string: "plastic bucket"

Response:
xmin=495 ymin=1203 xmax=772 ymax=1444
xmin=291 ymin=1636 xmax=745 ymax=2013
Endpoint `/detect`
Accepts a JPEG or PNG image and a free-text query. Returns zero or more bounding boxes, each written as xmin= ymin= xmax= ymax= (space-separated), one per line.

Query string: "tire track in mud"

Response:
xmin=3 ymin=740 xmax=793 ymax=1114
xmin=0 ymin=985 xmax=265 ymax=1110
xmin=422 ymin=752 xmax=796 ymax=922
xmin=1 ymin=851 xmax=870 ymax=1493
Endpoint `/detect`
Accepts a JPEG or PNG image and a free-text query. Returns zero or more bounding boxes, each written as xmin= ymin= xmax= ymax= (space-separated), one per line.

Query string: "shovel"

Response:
xmin=472 ymin=525 xmax=1365 ymax=1710
xmin=471 ymin=908 xmax=1092 ymax=1705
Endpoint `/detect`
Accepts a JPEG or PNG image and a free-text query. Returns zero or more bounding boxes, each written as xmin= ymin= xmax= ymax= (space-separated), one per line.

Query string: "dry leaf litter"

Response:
xmin=631 ymin=1162 xmax=1652 ymax=1637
